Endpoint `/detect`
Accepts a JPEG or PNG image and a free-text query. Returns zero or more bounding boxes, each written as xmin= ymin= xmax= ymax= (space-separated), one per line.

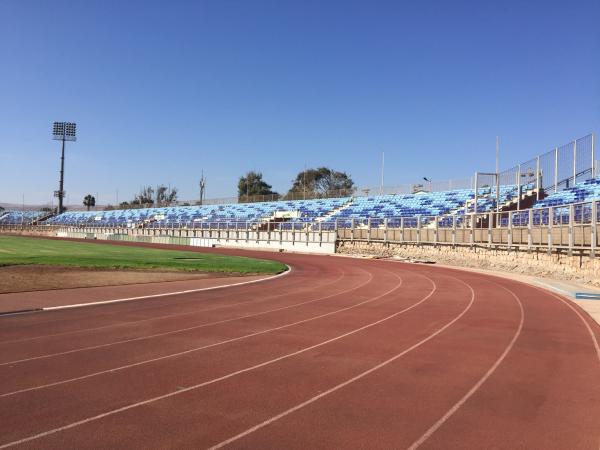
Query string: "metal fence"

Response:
xmin=334 ymin=199 xmax=599 ymax=257
xmin=475 ymin=134 xmax=596 ymax=212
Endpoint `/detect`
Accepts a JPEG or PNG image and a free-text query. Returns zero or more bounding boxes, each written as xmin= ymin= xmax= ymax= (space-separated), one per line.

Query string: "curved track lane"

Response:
xmin=0 ymin=242 xmax=598 ymax=449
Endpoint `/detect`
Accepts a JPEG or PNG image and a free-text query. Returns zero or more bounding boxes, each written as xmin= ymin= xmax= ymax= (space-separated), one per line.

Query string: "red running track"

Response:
xmin=0 ymin=243 xmax=598 ymax=449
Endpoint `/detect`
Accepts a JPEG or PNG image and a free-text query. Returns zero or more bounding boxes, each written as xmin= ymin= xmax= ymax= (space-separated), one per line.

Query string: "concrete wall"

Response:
xmin=55 ymin=229 xmax=336 ymax=254
xmin=337 ymin=240 xmax=600 ymax=286
xmin=4 ymin=227 xmax=599 ymax=283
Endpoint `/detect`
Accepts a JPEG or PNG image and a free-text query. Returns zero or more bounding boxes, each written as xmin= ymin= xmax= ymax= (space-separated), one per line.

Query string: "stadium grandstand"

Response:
xmin=2 ymin=133 xmax=599 ymax=257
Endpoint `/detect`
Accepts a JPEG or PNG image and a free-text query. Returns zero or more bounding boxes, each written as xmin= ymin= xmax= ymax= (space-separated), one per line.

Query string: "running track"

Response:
xmin=0 ymin=242 xmax=599 ymax=449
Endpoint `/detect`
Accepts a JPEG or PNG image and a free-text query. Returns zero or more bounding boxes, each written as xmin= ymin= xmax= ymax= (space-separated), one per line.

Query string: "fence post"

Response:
xmin=591 ymin=201 xmax=597 ymax=258
xmin=291 ymin=222 xmax=295 ymax=245
xmin=384 ymin=217 xmax=388 ymax=243
xmin=452 ymin=214 xmax=456 ymax=246
xmin=508 ymin=211 xmax=513 ymax=249
xmin=547 ymin=207 xmax=553 ymax=255
xmin=318 ymin=221 xmax=322 ymax=245
xmin=417 ymin=215 xmax=421 ymax=245
xmin=434 ymin=215 xmax=438 ymax=246
xmin=554 ymin=147 xmax=559 ymax=193
xmin=470 ymin=213 xmax=475 ymax=246
xmin=367 ymin=217 xmax=371 ymax=242
xmin=400 ymin=217 xmax=405 ymax=243
xmin=573 ymin=139 xmax=577 ymax=185
xmin=488 ymin=212 xmax=493 ymax=247
xmin=527 ymin=209 xmax=533 ymax=250
xmin=351 ymin=218 xmax=355 ymax=242
xmin=305 ymin=220 xmax=309 ymax=245
xmin=568 ymin=204 xmax=574 ymax=256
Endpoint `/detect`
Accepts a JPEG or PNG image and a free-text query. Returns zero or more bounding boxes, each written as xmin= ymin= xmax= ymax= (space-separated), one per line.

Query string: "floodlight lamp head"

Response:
xmin=52 ymin=122 xmax=77 ymax=141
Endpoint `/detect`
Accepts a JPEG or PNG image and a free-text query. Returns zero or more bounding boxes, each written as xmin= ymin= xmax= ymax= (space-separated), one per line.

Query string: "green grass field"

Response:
xmin=0 ymin=236 xmax=286 ymax=274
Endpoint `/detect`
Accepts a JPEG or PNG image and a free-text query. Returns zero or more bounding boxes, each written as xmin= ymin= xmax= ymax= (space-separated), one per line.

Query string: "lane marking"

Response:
xmin=0 ymin=268 xmax=371 ymax=367
xmin=0 ymin=268 xmax=436 ymax=448
xmin=1 ymin=257 xmax=349 ymax=337
xmin=44 ymin=266 xmax=292 ymax=310
xmin=0 ymin=265 xmax=345 ymax=346
xmin=208 ymin=274 xmax=474 ymax=450
xmin=0 ymin=270 xmax=380 ymax=396
xmin=407 ymin=281 xmax=524 ymax=450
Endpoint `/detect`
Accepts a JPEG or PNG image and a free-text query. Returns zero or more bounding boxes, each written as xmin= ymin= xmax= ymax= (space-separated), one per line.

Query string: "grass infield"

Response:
xmin=0 ymin=236 xmax=286 ymax=274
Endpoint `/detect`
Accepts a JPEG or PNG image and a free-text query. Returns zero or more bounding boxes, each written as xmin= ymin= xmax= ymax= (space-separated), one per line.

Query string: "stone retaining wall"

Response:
xmin=337 ymin=240 xmax=600 ymax=287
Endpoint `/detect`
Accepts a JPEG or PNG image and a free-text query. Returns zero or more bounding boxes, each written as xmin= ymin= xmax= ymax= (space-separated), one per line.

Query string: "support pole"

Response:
xmin=568 ymin=204 xmax=574 ymax=256
xmin=517 ymin=164 xmax=521 ymax=210
xmin=452 ymin=214 xmax=456 ymax=246
xmin=496 ymin=172 xmax=500 ymax=212
xmin=591 ymin=201 xmax=597 ymax=258
xmin=58 ymin=138 xmax=65 ymax=214
xmin=474 ymin=172 xmax=479 ymax=214
xmin=547 ymin=207 xmax=553 ymax=255
xmin=554 ymin=147 xmax=558 ymax=193
xmin=527 ymin=208 xmax=533 ymax=250
xmin=573 ymin=139 xmax=577 ymax=186
xmin=470 ymin=213 xmax=475 ymax=247
xmin=508 ymin=211 xmax=513 ymax=249
xmin=592 ymin=133 xmax=596 ymax=178
xmin=536 ymin=155 xmax=541 ymax=201
xmin=488 ymin=212 xmax=493 ymax=247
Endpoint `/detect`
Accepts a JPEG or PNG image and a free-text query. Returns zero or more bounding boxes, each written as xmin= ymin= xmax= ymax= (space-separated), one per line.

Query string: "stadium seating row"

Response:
xmin=0 ymin=210 xmax=46 ymax=225
xmin=10 ymin=177 xmax=600 ymax=228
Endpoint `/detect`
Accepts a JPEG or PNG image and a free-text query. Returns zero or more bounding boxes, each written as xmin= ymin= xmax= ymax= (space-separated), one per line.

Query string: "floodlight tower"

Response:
xmin=52 ymin=122 xmax=76 ymax=214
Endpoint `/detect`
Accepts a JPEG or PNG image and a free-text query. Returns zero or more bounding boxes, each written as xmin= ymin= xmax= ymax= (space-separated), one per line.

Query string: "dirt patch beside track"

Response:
xmin=0 ymin=265 xmax=252 ymax=294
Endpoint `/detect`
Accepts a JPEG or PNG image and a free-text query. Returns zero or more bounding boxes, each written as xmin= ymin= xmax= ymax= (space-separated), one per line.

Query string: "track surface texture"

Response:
xmin=0 ymin=240 xmax=598 ymax=450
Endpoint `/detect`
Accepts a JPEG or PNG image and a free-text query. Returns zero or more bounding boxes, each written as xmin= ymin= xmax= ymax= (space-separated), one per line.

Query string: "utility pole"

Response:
xmin=199 ymin=171 xmax=206 ymax=205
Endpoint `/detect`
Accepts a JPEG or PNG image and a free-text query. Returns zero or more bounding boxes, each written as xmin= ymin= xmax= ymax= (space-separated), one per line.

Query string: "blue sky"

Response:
xmin=1 ymin=0 xmax=599 ymax=205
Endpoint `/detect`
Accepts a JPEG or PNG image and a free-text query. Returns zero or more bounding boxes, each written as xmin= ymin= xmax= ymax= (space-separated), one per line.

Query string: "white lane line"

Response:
xmin=407 ymin=280 xmax=525 ymax=450
xmin=43 ymin=267 xmax=292 ymax=310
xmin=530 ymin=285 xmax=600 ymax=363
xmin=208 ymin=274 xmax=473 ymax=450
xmin=0 ymin=272 xmax=380 ymax=397
xmin=0 ymin=265 xmax=346 ymax=346
xmin=0 ymin=266 xmax=293 ymax=341
xmin=0 ymin=269 xmax=373 ymax=367
xmin=0 ymin=269 xmax=433 ymax=449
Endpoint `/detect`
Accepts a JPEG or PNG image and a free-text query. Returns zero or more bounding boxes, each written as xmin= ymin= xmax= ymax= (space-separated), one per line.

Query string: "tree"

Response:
xmin=83 ymin=194 xmax=96 ymax=211
xmin=238 ymin=171 xmax=278 ymax=202
xmin=131 ymin=186 xmax=154 ymax=206
xmin=155 ymin=185 xmax=178 ymax=206
xmin=287 ymin=167 xmax=355 ymax=199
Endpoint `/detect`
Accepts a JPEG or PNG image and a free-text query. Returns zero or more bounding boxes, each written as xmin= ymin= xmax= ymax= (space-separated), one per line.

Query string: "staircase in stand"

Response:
xmin=316 ymin=198 xmax=355 ymax=223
